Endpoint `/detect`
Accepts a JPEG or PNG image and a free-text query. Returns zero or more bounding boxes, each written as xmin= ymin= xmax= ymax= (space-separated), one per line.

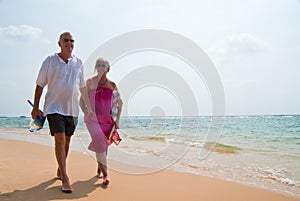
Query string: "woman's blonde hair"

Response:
xmin=95 ymin=58 xmax=110 ymax=72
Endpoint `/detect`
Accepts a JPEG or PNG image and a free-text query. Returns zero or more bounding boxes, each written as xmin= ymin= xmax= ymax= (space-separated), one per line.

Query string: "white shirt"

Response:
xmin=36 ymin=53 xmax=85 ymax=116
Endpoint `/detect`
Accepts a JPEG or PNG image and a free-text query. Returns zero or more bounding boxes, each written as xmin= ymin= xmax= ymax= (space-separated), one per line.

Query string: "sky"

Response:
xmin=0 ymin=0 xmax=299 ymax=116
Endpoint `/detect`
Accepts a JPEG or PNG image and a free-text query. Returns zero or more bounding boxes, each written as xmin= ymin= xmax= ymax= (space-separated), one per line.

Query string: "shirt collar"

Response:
xmin=55 ymin=53 xmax=74 ymax=64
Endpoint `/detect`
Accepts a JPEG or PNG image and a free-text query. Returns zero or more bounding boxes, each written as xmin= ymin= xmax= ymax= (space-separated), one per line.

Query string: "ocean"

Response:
xmin=0 ymin=115 xmax=299 ymax=198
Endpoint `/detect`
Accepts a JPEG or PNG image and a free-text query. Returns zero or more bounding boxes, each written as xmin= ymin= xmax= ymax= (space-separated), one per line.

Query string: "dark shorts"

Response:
xmin=47 ymin=113 xmax=78 ymax=136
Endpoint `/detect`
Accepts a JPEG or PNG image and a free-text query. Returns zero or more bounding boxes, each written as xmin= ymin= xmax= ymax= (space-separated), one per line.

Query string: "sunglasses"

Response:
xmin=96 ymin=64 xmax=107 ymax=68
xmin=63 ymin=38 xmax=75 ymax=43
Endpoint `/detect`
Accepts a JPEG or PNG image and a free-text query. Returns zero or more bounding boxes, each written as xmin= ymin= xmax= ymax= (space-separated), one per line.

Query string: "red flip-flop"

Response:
xmin=103 ymin=179 xmax=110 ymax=186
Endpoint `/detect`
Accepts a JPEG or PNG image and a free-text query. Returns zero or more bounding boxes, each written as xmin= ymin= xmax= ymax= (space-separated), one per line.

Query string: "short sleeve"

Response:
xmin=36 ymin=57 xmax=50 ymax=88
xmin=78 ymin=60 xmax=86 ymax=89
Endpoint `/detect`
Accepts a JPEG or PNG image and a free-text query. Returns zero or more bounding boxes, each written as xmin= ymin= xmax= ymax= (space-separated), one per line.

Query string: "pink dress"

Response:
xmin=84 ymin=87 xmax=114 ymax=153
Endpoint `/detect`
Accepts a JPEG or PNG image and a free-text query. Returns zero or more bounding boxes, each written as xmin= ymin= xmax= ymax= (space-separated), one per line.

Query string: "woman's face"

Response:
xmin=95 ymin=60 xmax=108 ymax=75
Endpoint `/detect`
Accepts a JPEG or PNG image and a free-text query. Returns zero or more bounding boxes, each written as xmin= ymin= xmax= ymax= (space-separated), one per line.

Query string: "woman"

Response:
xmin=80 ymin=58 xmax=123 ymax=185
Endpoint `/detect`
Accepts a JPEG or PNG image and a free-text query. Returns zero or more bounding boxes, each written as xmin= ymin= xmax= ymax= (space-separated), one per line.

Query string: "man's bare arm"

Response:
xmin=31 ymin=85 xmax=43 ymax=119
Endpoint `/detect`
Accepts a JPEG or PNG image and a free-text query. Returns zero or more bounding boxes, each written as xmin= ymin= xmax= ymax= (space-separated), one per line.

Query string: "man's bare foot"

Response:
xmin=61 ymin=179 xmax=73 ymax=193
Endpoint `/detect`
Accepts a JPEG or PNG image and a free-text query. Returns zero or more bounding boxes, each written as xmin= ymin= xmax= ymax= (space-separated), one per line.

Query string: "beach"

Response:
xmin=0 ymin=138 xmax=299 ymax=201
xmin=0 ymin=115 xmax=299 ymax=200
xmin=0 ymin=139 xmax=299 ymax=201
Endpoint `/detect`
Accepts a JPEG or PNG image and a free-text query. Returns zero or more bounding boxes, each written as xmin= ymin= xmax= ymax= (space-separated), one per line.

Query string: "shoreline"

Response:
xmin=0 ymin=138 xmax=299 ymax=201
xmin=1 ymin=127 xmax=299 ymax=198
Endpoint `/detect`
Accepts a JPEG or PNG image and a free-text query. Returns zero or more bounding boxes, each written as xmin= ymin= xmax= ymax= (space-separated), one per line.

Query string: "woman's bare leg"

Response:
xmin=96 ymin=152 xmax=109 ymax=185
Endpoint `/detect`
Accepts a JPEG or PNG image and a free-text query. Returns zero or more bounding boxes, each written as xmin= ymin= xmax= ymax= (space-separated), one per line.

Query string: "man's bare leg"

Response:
xmin=56 ymin=136 xmax=71 ymax=179
xmin=55 ymin=133 xmax=72 ymax=193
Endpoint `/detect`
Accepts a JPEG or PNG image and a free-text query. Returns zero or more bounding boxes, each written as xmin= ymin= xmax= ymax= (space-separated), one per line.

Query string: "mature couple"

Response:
xmin=31 ymin=32 xmax=123 ymax=193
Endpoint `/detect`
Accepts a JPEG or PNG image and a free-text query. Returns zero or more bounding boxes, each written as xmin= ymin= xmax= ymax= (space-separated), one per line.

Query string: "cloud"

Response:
xmin=208 ymin=33 xmax=268 ymax=55
xmin=0 ymin=25 xmax=50 ymax=44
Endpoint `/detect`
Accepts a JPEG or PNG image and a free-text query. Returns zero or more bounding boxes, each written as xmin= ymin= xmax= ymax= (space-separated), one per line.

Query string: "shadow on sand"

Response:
xmin=0 ymin=176 xmax=107 ymax=201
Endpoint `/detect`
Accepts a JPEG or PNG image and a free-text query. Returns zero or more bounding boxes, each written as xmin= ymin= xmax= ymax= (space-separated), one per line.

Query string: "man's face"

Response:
xmin=58 ymin=33 xmax=74 ymax=54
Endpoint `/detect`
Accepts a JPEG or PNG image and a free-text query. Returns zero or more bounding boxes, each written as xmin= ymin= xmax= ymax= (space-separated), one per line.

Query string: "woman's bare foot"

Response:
xmin=102 ymin=170 xmax=109 ymax=185
xmin=97 ymin=167 xmax=103 ymax=178
xmin=97 ymin=162 xmax=109 ymax=185
xmin=102 ymin=177 xmax=110 ymax=185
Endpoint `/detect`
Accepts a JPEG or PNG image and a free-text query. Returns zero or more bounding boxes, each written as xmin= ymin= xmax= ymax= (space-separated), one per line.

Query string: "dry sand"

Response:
xmin=0 ymin=138 xmax=299 ymax=201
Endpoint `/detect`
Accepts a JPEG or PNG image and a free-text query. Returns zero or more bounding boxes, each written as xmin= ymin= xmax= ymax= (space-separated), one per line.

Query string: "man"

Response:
xmin=31 ymin=32 xmax=92 ymax=193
